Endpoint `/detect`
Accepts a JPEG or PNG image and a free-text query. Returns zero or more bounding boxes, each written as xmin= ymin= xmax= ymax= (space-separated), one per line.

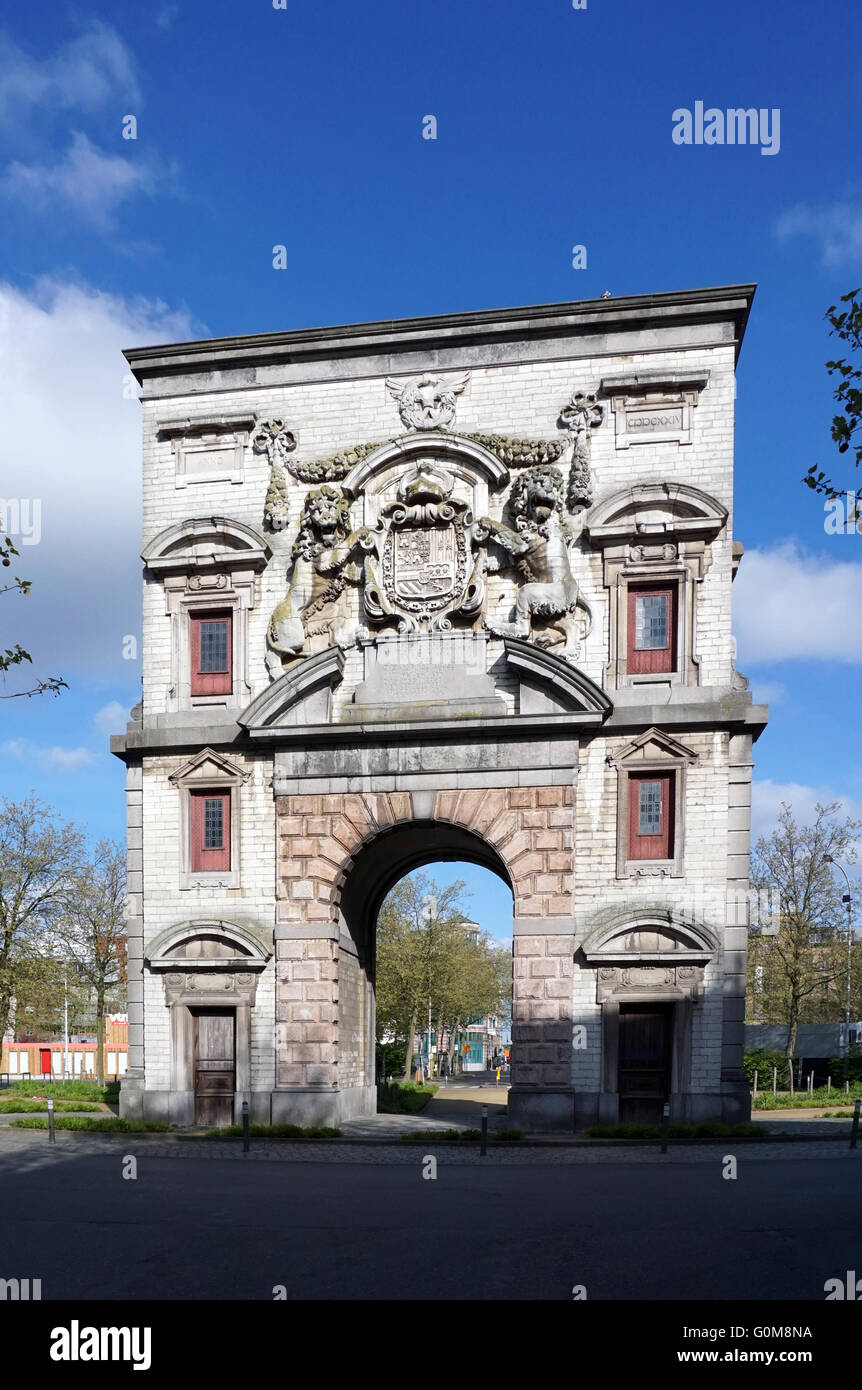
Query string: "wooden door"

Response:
xmin=40 ymin=1049 xmax=51 ymax=1076
xmin=618 ymin=1005 xmax=672 ymax=1124
xmin=192 ymin=1009 xmax=235 ymax=1126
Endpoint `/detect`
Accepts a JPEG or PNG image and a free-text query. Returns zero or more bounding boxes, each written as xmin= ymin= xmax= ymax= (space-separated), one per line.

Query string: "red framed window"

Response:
xmin=190 ymin=610 xmax=232 ymax=695
xmin=627 ymin=585 xmax=676 ymax=674
xmin=628 ymin=773 xmax=674 ymax=860
xmin=190 ymin=791 xmax=231 ymax=872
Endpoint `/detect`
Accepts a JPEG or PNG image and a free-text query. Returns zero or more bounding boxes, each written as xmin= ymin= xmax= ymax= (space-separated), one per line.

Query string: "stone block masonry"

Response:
xmin=274 ymin=786 xmax=576 ymax=1092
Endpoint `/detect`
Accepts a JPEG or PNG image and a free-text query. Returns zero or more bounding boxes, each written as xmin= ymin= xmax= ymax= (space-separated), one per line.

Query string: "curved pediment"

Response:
xmin=240 ymin=646 xmax=345 ymax=734
xmin=341 ymin=431 xmax=510 ymax=500
xmin=146 ymin=918 xmax=273 ymax=969
xmin=503 ymin=639 xmax=612 ymax=720
xmin=142 ymin=515 xmax=271 ymax=572
xmin=584 ymin=482 xmax=727 ymax=547
xmin=581 ymin=908 xmax=720 ymax=964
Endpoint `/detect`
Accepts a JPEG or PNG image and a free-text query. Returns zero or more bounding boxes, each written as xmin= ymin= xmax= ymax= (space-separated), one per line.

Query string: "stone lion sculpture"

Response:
xmin=477 ymin=466 xmax=592 ymax=654
xmin=265 ymin=485 xmax=378 ymax=674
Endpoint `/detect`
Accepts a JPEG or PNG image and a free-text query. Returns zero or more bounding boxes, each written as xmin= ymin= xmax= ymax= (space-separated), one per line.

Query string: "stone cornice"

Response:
xmin=123 ymin=284 xmax=756 ymax=387
xmin=109 ymin=693 xmax=767 ymax=760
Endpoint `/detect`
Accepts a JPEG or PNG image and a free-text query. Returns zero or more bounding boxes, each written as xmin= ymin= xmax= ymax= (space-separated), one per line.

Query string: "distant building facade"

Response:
xmin=114 ymin=288 xmax=765 ymax=1130
xmin=1 ymin=1016 xmax=129 ymax=1080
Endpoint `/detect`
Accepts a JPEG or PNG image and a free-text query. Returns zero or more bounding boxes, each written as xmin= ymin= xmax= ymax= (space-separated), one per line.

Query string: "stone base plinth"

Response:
xmin=507 ymin=1087 xmax=576 ymax=1133
xmin=271 ymin=1083 xmax=376 ymax=1128
xmin=118 ymin=1072 xmax=145 ymax=1120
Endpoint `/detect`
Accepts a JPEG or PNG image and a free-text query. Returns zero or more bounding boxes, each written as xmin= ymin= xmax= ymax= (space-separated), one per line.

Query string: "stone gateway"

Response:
xmin=113 ymin=287 xmax=766 ymax=1131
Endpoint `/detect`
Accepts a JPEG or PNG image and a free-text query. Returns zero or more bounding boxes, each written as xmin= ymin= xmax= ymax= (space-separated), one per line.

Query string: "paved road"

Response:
xmin=1 ymin=1133 xmax=859 ymax=1300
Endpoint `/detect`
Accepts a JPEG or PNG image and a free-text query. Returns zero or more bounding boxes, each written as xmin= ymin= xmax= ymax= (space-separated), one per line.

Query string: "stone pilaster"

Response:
xmin=119 ymin=761 xmax=145 ymax=1119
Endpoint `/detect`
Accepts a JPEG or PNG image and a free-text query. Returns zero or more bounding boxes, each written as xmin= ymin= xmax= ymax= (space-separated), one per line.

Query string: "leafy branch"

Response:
xmin=0 ymin=536 xmax=67 ymax=699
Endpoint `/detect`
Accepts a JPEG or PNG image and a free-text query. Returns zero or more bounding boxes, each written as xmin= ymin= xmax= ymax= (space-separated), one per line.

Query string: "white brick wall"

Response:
xmin=140 ymin=750 xmax=276 ymax=1088
xmin=139 ymin=345 xmax=738 ymax=714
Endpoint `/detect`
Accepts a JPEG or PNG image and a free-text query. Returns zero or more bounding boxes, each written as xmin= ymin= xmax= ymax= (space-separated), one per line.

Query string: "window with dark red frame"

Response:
xmin=628 ymin=773 xmax=674 ymax=860
xmin=190 ymin=610 xmax=232 ymax=695
xmin=190 ymin=790 xmax=231 ymax=872
xmin=627 ymin=585 xmax=676 ymax=675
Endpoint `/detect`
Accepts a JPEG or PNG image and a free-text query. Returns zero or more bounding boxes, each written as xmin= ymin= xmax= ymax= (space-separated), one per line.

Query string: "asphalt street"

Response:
xmin=1 ymin=1141 xmax=859 ymax=1300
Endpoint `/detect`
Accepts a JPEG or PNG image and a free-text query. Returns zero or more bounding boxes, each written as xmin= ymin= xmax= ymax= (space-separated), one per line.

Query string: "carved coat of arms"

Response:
xmin=365 ymin=464 xmax=483 ymax=631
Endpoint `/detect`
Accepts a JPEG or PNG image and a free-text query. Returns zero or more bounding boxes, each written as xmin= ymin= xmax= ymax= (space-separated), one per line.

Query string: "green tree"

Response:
xmin=7 ymin=954 xmax=90 ymax=1040
xmin=375 ymin=870 xmax=511 ymax=1081
xmin=375 ymin=872 xmax=469 ymax=1080
xmin=747 ymin=802 xmax=861 ymax=1054
xmin=0 ymin=796 xmax=86 ymax=1045
xmin=0 ymin=537 xmax=66 ymax=699
xmin=804 ymin=289 xmax=862 ymax=511
xmin=52 ymin=841 xmax=128 ymax=1084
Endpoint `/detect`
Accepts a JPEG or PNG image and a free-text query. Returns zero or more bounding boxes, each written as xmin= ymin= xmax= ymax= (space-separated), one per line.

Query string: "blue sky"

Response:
xmin=1 ymin=0 xmax=861 ymax=941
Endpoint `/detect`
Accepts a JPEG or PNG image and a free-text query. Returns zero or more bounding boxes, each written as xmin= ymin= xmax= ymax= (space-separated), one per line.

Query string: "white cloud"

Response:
xmin=734 ymin=542 xmax=862 ymax=665
xmin=775 ymin=201 xmax=862 ymax=267
xmin=0 ymin=277 xmax=202 ymax=685
xmin=2 ymin=132 xmax=160 ymax=228
xmin=93 ymin=701 xmax=129 ymax=736
xmin=752 ymin=779 xmax=862 ymax=844
xmin=748 ymin=681 xmax=786 ymax=706
xmin=0 ymin=24 xmax=140 ymax=124
xmin=0 ymin=739 xmax=99 ymax=773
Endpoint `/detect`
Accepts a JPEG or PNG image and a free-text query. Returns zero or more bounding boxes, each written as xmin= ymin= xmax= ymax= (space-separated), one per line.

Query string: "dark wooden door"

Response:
xmin=192 ymin=1009 xmax=235 ymax=1126
xmin=618 ymin=1005 xmax=672 ymax=1124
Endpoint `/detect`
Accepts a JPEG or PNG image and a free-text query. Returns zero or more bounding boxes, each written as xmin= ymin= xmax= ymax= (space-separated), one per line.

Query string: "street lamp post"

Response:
xmin=63 ymin=972 xmax=69 ymax=1079
xmin=824 ymin=855 xmax=854 ymax=1055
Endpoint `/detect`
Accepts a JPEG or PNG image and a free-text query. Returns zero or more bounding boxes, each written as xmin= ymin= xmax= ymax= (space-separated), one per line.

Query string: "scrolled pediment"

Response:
xmin=503 ymin=639 xmax=612 ymax=721
xmin=240 ymin=645 xmax=345 ymax=734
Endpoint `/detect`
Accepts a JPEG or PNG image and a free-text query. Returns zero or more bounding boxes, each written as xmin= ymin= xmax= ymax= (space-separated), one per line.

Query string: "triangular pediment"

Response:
xmin=169 ymin=747 xmax=250 ymax=785
xmin=609 ymin=726 xmax=698 ymax=766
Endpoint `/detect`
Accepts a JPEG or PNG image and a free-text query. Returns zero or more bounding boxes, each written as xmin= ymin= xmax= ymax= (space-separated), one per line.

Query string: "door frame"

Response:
xmin=192 ymin=1006 xmax=236 ymax=1126
xmin=616 ymin=1002 xmax=674 ymax=1122
xmin=600 ymin=995 xmax=694 ymax=1120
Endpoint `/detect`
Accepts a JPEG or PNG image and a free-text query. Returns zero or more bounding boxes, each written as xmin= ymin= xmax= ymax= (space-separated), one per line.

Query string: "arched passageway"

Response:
xmin=272 ymin=787 xmax=579 ymax=1129
xmin=338 ymin=824 xmax=514 ymax=1100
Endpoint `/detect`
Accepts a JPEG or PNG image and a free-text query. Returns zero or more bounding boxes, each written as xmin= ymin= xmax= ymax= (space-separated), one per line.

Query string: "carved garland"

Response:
xmin=254 ymin=427 xmax=570 ymax=487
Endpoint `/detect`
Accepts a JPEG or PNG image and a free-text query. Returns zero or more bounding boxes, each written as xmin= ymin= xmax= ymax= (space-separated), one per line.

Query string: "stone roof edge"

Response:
xmin=123 ymin=284 xmax=757 ymax=380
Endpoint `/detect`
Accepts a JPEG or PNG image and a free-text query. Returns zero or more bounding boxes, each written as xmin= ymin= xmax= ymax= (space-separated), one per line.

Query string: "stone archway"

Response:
xmin=272 ymin=789 xmax=577 ymax=1128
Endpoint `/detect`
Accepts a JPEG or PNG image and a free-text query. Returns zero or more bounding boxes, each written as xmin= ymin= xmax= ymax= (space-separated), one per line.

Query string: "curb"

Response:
xmin=2 ymin=1127 xmax=856 ymax=1148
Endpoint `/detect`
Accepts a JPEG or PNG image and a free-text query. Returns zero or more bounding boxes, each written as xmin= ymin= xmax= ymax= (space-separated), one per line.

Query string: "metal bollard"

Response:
xmin=480 ymin=1104 xmax=488 ymax=1157
xmin=851 ymin=1098 xmax=860 ymax=1151
xmin=47 ymin=1097 xmax=55 ymax=1144
xmin=660 ymin=1101 xmax=670 ymax=1154
xmin=242 ymin=1099 xmax=250 ymax=1154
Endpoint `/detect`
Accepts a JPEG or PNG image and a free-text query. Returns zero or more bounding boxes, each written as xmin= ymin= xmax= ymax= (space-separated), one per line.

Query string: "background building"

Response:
xmin=1 ymin=1015 xmax=129 ymax=1081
